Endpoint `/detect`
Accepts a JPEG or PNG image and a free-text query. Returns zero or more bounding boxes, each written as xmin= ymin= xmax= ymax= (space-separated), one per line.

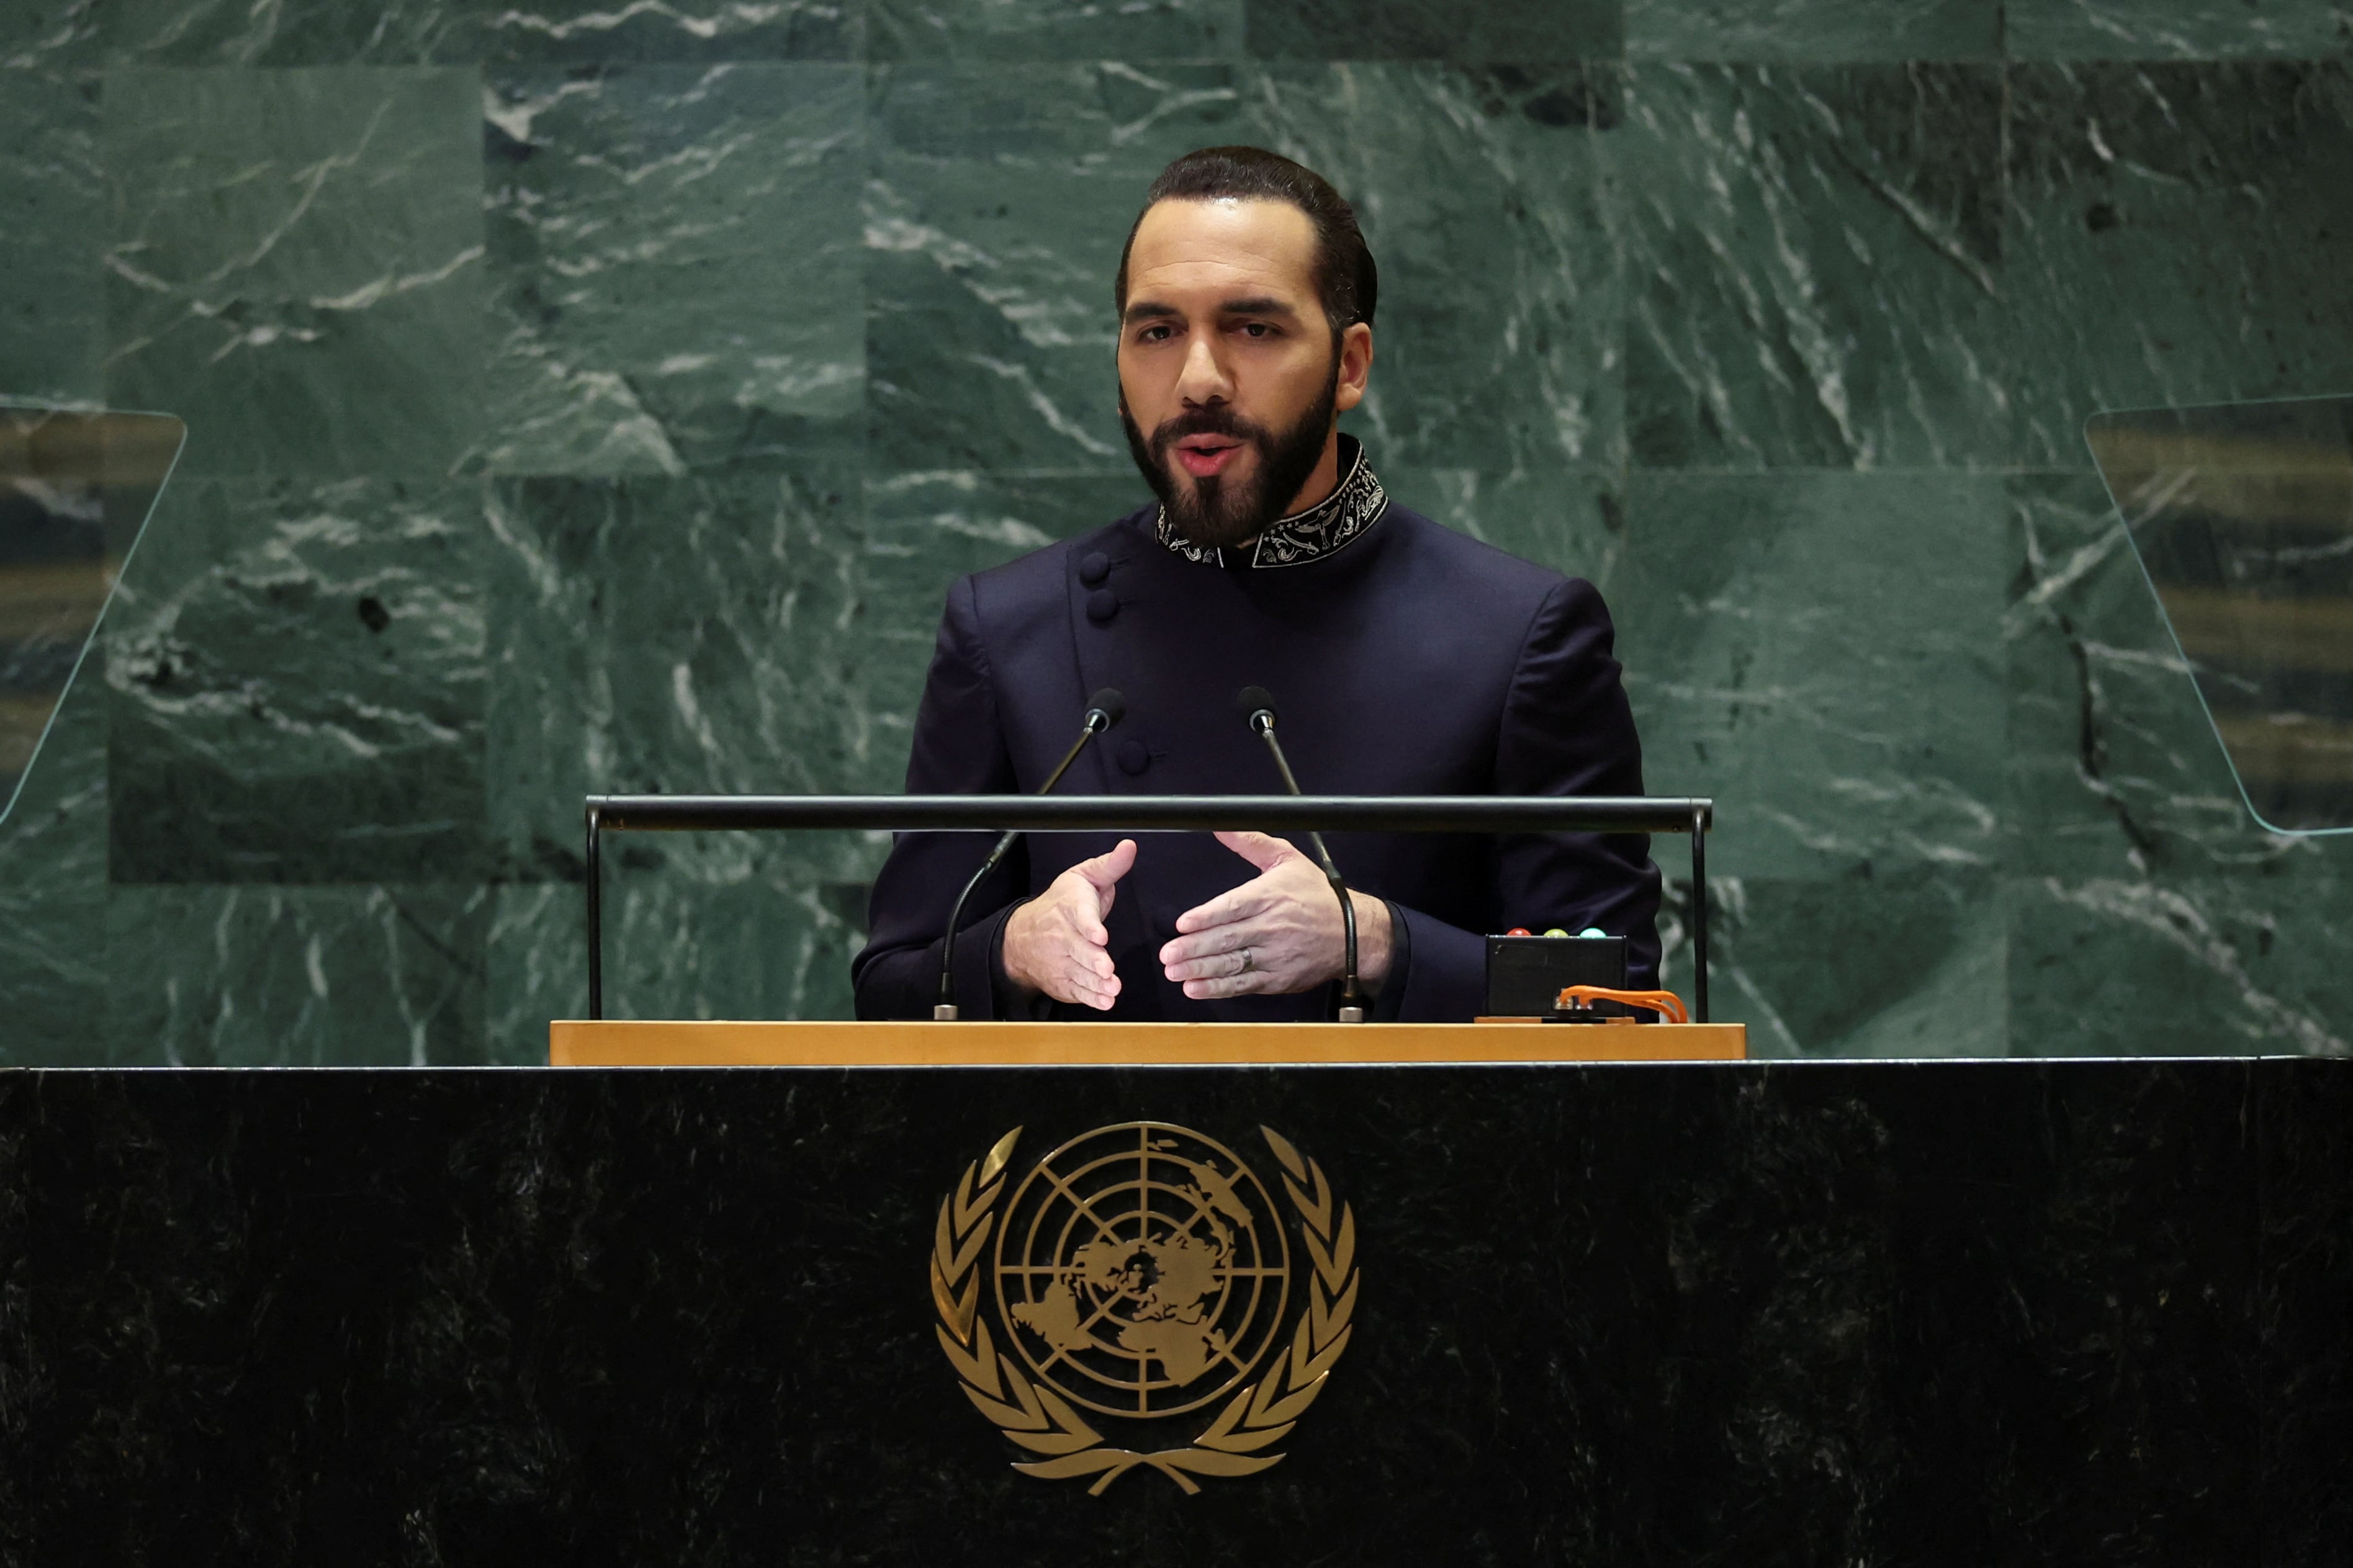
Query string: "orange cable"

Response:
xmin=1555 ymin=985 xmax=1689 ymax=1024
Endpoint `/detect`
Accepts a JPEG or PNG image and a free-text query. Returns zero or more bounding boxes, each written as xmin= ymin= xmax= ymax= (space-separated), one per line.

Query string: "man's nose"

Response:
xmin=1175 ymin=330 xmax=1233 ymax=407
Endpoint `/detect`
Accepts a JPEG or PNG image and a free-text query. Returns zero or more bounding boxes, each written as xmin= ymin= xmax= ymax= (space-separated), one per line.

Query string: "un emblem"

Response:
xmin=930 ymin=1121 xmax=1359 ymax=1494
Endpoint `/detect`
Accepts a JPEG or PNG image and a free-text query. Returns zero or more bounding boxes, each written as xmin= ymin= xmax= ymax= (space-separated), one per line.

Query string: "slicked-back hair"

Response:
xmin=1114 ymin=146 xmax=1378 ymax=335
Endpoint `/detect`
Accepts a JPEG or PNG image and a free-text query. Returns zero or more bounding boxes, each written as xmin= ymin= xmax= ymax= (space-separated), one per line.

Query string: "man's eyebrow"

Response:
xmin=1122 ymin=295 xmax=1308 ymax=325
xmin=1215 ymin=295 xmax=1303 ymax=319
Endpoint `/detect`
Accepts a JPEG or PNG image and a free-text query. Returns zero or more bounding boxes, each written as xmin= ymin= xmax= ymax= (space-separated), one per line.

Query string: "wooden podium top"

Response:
xmin=549 ymin=1019 xmax=1747 ymax=1067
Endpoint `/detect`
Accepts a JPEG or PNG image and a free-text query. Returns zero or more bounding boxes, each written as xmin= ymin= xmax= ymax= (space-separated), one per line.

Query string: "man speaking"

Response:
xmin=854 ymin=147 xmax=1660 ymax=1023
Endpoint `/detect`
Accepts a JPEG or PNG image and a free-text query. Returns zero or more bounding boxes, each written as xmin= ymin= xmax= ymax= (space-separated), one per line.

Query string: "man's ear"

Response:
xmin=1334 ymin=321 xmax=1374 ymax=413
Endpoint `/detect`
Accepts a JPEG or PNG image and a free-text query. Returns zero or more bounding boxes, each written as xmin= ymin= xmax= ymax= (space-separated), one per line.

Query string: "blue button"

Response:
xmin=1116 ymin=738 xmax=1150 ymax=776
xmin=1086 ymin=588 xmax=1118 ymax=624
xmin=1079 ymin=550 xmax=1110 ymax=586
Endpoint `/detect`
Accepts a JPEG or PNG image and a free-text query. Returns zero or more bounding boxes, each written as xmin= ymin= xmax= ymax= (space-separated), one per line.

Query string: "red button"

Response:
xmin=1505 ymin=928 xmax=1531 ymax=937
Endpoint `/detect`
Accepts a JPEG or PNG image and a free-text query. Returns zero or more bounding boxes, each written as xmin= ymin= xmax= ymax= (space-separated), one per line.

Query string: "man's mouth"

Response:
xmin=1172 ymin=435 xmax=1244 ymax=480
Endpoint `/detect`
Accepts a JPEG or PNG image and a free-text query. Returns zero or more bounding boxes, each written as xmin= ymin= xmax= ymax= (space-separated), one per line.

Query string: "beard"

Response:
xmin=1120 ymin=364 xmax=1340 ymax=553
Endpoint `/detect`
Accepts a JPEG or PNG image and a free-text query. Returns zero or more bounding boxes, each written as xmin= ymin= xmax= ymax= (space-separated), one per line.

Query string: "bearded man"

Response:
xmin=853 ymin=146 xmax=1660 ymax=1023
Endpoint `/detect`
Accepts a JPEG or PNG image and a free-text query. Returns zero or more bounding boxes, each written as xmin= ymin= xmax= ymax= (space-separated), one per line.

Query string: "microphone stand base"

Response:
xmin=1336 ymin=1005 xmax=1367 ymax=1024
xmin=932 ymin=1004 xmax=960 ymax=1021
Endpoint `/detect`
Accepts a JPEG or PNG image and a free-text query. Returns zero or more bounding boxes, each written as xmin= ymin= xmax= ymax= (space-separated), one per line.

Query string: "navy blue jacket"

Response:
xmin=851 ymin=498 xmax=1661 ymax=1022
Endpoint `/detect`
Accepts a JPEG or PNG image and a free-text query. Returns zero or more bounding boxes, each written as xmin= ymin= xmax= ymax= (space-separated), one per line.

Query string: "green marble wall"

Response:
xmin=3 ymin=0 xmax=2351 ymax=1063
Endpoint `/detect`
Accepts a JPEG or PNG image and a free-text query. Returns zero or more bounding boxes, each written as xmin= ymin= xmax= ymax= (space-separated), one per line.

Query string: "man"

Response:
xmin=853 ymin=146 xmax=1659 ymax=1023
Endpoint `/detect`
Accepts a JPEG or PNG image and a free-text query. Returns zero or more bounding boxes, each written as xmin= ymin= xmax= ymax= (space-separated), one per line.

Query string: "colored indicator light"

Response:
xmin=1505 ymin=928 xmax=1531 ymax=937
xmin=1542 ymin=928 xmax=1570 ymax=938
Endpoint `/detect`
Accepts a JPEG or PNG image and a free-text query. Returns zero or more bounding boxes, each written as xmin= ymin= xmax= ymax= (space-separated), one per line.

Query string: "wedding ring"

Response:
xmin=1235 ymin=948 xmax=1256 ymax=975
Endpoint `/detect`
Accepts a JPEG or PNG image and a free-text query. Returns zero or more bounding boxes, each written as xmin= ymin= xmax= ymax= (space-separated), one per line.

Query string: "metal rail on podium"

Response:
xmin=570 ymin=794 xmax=1723 ymax=1062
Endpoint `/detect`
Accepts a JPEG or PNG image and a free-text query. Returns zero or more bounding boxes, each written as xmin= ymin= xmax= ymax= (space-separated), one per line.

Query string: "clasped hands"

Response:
xmin=1000 ymin=833 xmax=1392 ymax=1011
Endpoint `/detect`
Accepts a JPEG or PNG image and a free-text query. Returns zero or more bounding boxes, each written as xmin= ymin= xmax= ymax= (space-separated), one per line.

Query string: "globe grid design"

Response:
xmin=992 ymin=1121 xmax=1291 ymax=1418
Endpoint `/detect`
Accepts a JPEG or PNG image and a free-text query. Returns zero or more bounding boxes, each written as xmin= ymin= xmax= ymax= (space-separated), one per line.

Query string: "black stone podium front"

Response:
xmin=2 ymin=1056 xmax=2345 ymax=1565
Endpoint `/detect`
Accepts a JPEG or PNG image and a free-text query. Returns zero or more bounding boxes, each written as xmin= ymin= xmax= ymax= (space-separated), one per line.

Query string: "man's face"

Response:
xmin=1117 ymin=197 xmax=1372 ymax=549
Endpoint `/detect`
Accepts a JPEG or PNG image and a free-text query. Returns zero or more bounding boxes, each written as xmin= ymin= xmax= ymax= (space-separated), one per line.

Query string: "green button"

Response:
xmin=1542 ymin=927 xmax=1570 ymax=938
xmin=1579 ymin=927 xmax=1606 ymax=939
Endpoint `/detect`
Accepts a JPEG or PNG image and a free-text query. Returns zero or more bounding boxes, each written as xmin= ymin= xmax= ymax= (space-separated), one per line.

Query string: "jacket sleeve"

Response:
xmin=1383 ymin=576 xmax=1665 ymax=1021
xmin=850 ymin=576 xmax=1031 ymax=1020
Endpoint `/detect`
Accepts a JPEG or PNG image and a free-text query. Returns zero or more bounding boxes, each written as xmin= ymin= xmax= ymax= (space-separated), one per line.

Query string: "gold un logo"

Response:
xmin=930 ymin=1121 xmax=1360 ymax=1494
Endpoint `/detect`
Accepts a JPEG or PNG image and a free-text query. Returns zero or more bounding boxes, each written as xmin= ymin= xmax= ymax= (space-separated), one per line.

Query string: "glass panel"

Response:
xmin=0 ymin=405 xmax=187 ymax=828
xmin=2087 ymin=395 xmax=2353 ymax=835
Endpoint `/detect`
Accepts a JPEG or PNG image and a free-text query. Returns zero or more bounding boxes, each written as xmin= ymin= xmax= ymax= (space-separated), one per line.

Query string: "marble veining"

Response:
xmin=474 ymin=63 xmax=865 ymax=477
xmin=1616 ymin=470 xmax=2008 ymax=880
xmin=0 ymin=695 xmax=108 ymax=1057
xmin=88 ymin=0 xmax=858 ymax=66
xmin=2003 ymin=62 xmax=2353 ymax=468
xmin=101 ymin=884 xmax=488 ymax=1065
xmin=871 ymin=0 xmax=1244 ymax=62
xmin=1619 ymin=63 xmax=2009 ymax=470
xmin=2007 ymin=0 xmax=2353 ymax=60
xmin=1700 ymin=869 xmax=2009 ymax=1056
xmin=101 ymin=67 xmax=490 ymax=480
xmin=103 ymin=477 xmax=489 ymax=884
xmin=1627 ymin=0 xmax=2002 ymax=61
xmin=1243 ymin=0 xmax=1622 ymax=62
xmin=0 ymin=71 xmax=102 ymax=404
xmin=4 ymin=7 xmax=2353 ymax=1062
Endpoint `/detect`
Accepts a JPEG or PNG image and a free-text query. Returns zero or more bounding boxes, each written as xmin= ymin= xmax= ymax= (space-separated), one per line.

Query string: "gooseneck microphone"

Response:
xmin=1236 ymin=686 xmax=1366 ymax=1023
xmin=934 ymin=688 xmax=1127 ymax=1021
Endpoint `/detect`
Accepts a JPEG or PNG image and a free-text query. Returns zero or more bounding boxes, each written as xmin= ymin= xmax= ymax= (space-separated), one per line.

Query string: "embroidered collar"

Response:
xmin=1154 ymin=434 xmax=1389 ymax=568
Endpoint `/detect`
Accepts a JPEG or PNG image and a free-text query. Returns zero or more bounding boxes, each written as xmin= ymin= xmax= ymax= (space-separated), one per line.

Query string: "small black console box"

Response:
xmin=1483 ymin=933 xmax=1629 ymax=1016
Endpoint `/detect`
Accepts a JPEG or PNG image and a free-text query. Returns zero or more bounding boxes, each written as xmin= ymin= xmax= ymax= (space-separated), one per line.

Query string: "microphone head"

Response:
xmin=1085 ymin=687 xmax=1127 ymax=730
xmin=1236 ymin=685 xmax=1277 ymax=728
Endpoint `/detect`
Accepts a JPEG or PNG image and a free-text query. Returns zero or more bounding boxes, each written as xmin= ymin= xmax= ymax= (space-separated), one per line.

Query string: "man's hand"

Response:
xmin=1001 ymin=839 xmax=1137 ymax=1011
xmin=1159 ymin=831 xmax=1392 ymax=1000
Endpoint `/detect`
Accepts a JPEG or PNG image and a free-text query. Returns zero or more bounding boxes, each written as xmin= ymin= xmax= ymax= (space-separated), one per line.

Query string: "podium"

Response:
xmin=548 ymin=1019 xmax=1748 ymax=1066
xmin=5 ymin=1047 xmax=2344 ymax=1559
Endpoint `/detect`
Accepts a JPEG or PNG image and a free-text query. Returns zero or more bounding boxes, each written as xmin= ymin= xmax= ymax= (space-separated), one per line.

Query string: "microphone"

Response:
xmin=935 ymin=688 xmax=1126 ymax=1020
xmin=1235 ymin=686 xmax=1366 ymax=1023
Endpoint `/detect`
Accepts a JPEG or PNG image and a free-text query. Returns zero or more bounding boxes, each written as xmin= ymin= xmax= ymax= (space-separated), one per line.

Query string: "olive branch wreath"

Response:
xmin=930 ymin=1124 xmax=1359 ymax=1496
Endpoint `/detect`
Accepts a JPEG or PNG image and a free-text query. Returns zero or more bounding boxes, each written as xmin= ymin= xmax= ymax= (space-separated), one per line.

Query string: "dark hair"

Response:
xmin=1114 ymin=146 xmax=1379 ymax=333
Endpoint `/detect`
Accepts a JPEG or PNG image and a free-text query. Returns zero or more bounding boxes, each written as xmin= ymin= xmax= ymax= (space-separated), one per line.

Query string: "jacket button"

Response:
xmin=1079 ymin=550 xmax=1110 ymax=586
xmin=1086 ymin=588 xmax=1118 ymax=624
xmin=1116 ymin=738 xmax=1150 ymax=776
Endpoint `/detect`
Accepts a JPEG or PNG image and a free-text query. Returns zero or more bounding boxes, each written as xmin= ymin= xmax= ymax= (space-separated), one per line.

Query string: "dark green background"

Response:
xmin=3 ymin=0 xmax=2351 ymax=1062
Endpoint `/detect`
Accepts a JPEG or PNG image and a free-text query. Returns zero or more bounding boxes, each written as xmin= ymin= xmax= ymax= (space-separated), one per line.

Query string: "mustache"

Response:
xmin=1148 ymin=406 xmax=1271 ymax=462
